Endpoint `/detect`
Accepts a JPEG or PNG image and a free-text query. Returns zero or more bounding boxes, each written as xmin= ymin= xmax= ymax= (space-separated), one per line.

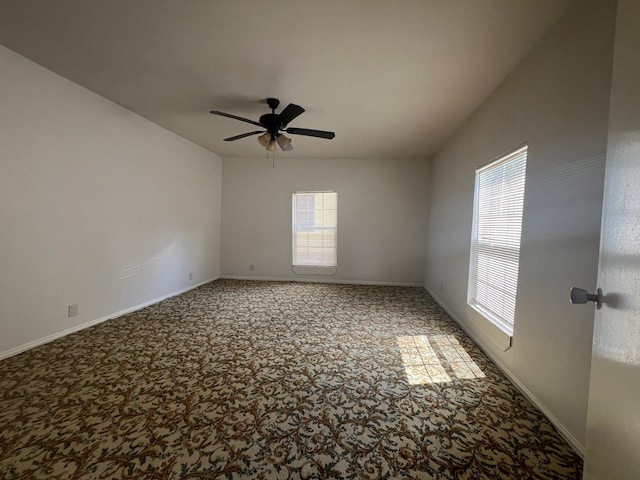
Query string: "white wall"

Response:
xmin=0 ymin=45 xmax=223 ymax=358
xmin=222 ymin=156 xmax=429 ymax=285
xmin=424 ymin=0 xmax=616 ymax=452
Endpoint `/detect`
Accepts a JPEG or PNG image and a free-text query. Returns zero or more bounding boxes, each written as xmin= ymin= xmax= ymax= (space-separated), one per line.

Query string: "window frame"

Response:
xmin=467 ymin=145 xmax=528 ymax=337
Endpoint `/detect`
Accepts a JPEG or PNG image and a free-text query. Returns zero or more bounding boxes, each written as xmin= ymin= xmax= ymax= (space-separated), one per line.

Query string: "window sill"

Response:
xmin=292 ymin=265 xmax=337 ymax=276
xmin=467 ymin=303 xmax=513 ymax=351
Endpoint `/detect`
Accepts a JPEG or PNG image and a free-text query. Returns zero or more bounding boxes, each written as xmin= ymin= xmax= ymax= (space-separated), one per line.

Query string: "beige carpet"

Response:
xmin=0 ymin=280 xmax=582 ymax=479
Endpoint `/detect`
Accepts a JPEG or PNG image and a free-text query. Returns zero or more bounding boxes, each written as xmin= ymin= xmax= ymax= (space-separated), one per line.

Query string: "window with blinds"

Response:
xmin=468 ymin=146 xmax=527 ymax=336
xmin=292 ymin=191 xmax=337 ymax=274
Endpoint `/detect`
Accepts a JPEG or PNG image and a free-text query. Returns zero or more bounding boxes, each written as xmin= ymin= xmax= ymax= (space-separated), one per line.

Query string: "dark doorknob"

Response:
xmin=570 ymin=287 xmax=602 ymax=310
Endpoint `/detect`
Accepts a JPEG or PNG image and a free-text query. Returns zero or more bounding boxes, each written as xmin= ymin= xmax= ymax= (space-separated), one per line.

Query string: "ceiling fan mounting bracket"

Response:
xmin=266 ymin=97 xmax=280 ymax=112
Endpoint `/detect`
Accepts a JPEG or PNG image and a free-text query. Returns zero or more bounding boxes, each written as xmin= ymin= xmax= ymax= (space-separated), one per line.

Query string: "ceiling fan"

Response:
xmin=210 ymin=98 xmax=335 ymax=152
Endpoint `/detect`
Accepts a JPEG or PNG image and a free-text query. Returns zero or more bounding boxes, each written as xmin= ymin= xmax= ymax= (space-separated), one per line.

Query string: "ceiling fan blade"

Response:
xmin=210 ymin=110 xmax=263 ymax=127
xmin=224 ymin=131 xmax=264 ymax=141
xmin=276 ymin=134 xmax=294 ymax=151
xmin=278 ymin=103 xmax=305 ymax=127
xmin=286 ymin=127 xmax=336 ymax=139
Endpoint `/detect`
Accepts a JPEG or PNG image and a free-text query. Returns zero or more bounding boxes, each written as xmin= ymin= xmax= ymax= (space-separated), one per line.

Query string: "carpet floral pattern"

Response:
xmin=0 ymin=280 xmax=582 ymax=479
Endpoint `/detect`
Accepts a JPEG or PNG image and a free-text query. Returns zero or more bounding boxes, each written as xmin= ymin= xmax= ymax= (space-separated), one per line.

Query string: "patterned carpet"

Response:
xmin=0 ymin=280 xmax=582 ymax=479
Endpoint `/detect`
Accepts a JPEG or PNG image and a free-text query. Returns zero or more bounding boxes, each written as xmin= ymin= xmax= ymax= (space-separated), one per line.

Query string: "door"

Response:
xmin=583 ymin=1 xmax=640 ymax=478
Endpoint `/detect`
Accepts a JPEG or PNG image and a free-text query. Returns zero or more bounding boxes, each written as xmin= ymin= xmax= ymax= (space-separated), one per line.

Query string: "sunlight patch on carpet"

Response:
xmin=397 ymin=334 xmax=485 ymax=385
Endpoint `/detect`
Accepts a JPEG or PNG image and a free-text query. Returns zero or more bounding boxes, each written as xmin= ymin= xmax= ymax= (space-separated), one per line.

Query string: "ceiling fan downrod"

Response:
xmin=266 ymin=97 xmax=280 ymax=113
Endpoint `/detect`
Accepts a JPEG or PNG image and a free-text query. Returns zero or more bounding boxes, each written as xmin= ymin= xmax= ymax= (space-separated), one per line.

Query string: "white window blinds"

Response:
xmin=292 ymin=191 xmax=337 ymax=269
xmin=468 ymin=146 xmax=527 ymax=335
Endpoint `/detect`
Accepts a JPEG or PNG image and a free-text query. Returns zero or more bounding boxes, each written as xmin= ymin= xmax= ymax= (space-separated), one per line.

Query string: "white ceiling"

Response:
xmin=0 ymin=0 xmax=577 ymax=158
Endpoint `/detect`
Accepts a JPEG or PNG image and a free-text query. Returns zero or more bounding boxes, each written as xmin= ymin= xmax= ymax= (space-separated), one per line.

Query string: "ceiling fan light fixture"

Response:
xmin=258 ymin=132 xmax=270 ymax=147
xmin=277 ymin=134 xmax=292 ymax=149
xmin=266 ymin=139 xmax=277 ymax=152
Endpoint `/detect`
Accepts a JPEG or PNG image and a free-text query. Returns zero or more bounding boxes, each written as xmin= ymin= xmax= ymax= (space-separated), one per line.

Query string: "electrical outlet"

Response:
xmin=189 ymin=272 xmax=193 ymax=281
xmin=68 ymin=304 xmax=78 ymax=318
xmin=249 ymin=264 xmax=255 ymax=272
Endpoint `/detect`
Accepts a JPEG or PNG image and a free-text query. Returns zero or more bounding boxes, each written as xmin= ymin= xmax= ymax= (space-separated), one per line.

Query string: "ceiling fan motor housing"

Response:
xmin=259 ymin=113 xmax=283 ymax=139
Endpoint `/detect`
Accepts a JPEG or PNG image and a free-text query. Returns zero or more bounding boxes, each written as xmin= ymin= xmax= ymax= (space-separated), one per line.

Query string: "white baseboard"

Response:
xmin=221 ymin=274 xmax=423 ymax=288
xmin=424 ymin=286 xmax=585 ymax=458
xmin=0 ymin=276 xmax=219 ymax=361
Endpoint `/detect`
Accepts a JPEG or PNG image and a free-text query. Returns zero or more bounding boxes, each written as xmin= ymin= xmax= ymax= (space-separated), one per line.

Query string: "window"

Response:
xmin=292 ymin=191 xmax=337 ymax=274
xmin=294 ymin=194 xmax=315 ymax=231
xmin=468 ymin=146 xmax=527 ymax=336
